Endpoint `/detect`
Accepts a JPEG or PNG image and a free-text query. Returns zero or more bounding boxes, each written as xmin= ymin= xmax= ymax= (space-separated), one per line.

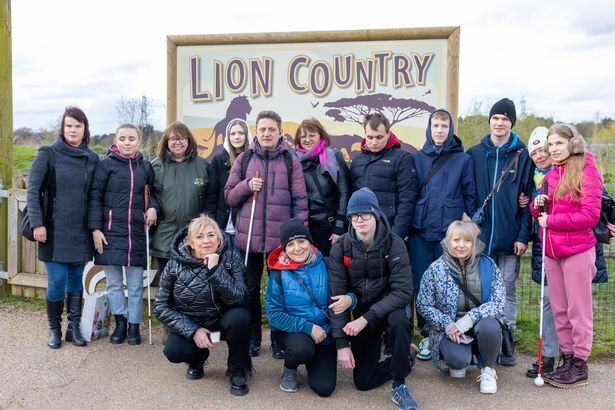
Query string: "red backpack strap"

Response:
xmin=342 ymin=235 xmax=352 ymax=269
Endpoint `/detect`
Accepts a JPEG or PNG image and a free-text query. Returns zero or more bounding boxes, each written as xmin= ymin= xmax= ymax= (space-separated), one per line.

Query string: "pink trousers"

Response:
xmin=544 ymin=247 xmax=596 ymax=360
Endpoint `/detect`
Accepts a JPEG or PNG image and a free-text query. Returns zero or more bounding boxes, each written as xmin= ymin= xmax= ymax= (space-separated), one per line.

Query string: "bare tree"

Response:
xmin=115 ymin=96 xmax=153 ymax=129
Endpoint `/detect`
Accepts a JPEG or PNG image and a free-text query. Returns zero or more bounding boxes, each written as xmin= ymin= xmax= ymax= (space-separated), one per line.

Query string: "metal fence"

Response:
xmin=517 ymin=249 xmax=615 ymax=339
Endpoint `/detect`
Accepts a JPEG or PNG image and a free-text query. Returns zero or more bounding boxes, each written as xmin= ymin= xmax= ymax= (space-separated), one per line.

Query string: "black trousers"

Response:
xmin=309 ymin=221 xmax=333 ymax=257
xmin=439 ymin=316 xmax=502 ymax=370
xmin=350 ymin=307 xmax=412 ymax=391
xmin=243 ymin=251 xmax=281 ymax=347
xmin=280 ymin=332 xmax=337 ymax=397
xmin=163 ymin=307 xmax=252 ymax=374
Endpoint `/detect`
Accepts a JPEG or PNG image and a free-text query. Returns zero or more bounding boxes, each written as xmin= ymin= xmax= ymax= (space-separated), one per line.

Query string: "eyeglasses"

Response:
xmin=350 ymin=213 xmax=373 ymax=222
xmin=299 ymin=134 xmax=318 ymax=141
xmin=169 ymin=137 xmax=188 ymax=143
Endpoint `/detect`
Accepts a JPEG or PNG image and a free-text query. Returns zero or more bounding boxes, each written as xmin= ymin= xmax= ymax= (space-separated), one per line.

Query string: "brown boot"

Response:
xmin=543 ymin=353 xmax=573 ymax=382
xmin=546 ymin=357 xmax=588 ymax=388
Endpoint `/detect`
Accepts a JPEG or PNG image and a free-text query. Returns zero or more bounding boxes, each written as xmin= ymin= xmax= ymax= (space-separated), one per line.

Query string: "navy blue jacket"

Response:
xmin=350 ymin=135 xmax=418 ymax=238
xmin=88 ymin=147 xmax=158 ymax=268
xmin=27 ymin=138 xmax=99 ymax=263
xmin=411 ymin=110 xmax=476 ymax=241
xmin=467 ymin=133 xmax=534 ymax=256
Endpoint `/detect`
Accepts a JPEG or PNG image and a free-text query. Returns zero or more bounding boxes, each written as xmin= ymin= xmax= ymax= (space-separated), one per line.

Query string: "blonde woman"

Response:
xmin=417 ymin=221 xmax=505 ymax=394
xmin=155 ymin=215 xmax=251 ymax=396
xmin=205 ymin=118 xmax=252 ymax=249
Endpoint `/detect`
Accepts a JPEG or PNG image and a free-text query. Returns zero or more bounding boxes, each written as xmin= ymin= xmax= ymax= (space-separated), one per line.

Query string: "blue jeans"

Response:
xmin=45 ymin=262 xmax=85 ymax=301
xmin=408 ymin=235 xmax=443 ymax=336
xmin=103 ymin=265 xmax=144 ymax=324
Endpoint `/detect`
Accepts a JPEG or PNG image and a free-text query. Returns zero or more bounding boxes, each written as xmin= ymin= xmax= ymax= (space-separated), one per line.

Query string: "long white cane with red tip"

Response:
xmin=244 ymin=171 xmax=260 ymax=266
xmin=145 ymin=185 xmax=153 ymax=345
xmin=535 ymin=180 xmax=549 ymax=387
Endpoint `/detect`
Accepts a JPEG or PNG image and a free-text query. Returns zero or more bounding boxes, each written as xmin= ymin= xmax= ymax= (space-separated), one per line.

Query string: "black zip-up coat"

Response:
xmin=300 ymin=148 xmax=351 ymax=235
xmin=27 ymin=137 xmax=99 ymax=263
xmin=154 ymin=227 xmax=248 ymax=340
xmin=350 ymin=144 xmax=418 ymax=238
xmin=328 ymin=215 xmax=413 ymax=348
xmin=205 ymin=149 xmax=236 ymax=229
xmin=88 ymin=147 xmax=158 ymax=268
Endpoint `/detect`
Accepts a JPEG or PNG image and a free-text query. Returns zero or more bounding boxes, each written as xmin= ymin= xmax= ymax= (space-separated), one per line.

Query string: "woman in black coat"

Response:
xmin=155 ymin=215 xmax=252 ymax=396
xmin=205 ymin=118 xmax=251 ymax=249
xmin=88 ymin=124 xmax=159 ymax=345
xmin=293 ymin=118 xmax=351 ymax=256
xmin=27 ymin=106 xmax=99 ymax=349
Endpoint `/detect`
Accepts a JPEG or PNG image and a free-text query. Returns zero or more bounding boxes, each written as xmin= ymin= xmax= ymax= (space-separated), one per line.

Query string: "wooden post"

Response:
xmin=0 ymin=0 xmax=13 ymax=293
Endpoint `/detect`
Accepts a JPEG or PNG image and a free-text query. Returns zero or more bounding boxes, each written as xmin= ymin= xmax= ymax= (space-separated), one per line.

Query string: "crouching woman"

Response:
xmin=266 ymin=219 xmax=351 ymax=397
xmin=417 ymin=221 xmax=505 ymax=394
xmin=155 ymin=215 xmax=252 ymax=396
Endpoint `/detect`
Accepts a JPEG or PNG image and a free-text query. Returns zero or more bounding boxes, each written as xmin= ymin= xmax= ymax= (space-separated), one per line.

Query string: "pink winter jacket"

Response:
xmin=530 ymin=152 xmax=602 ymax=259
xmin=224 ymin=140 xmax=308 ymax=254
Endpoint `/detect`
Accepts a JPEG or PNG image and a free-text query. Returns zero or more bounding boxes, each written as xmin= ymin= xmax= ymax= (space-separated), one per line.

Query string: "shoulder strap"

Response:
xmin=480 ymin=149 xmax=522 ymax=208
xmin=448 ymin=269 xmax=481 ymax=308
xmin=419 ymin=153 xmax=451 ymax=191
xmin=342 ymin=235 xmax=353 ymax=269
xmin=306 ymin=168 xmax=336 ymax=222
xmin=240 ymin=149 xmax=254 ymax=180
xmin=287 ymin=269 xmax=330 ymax=320
xmin=282 ymin=150 xmax=293 ymax=190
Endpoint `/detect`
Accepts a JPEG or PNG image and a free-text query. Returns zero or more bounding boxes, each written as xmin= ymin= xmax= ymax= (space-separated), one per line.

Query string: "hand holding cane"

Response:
xmin=244 ymin=171 xmax=261 ymax=266
xmin=144 ymin=185 xmax=153 ymax=345
xmin=535 ymin=180 xmax=548 ymax=387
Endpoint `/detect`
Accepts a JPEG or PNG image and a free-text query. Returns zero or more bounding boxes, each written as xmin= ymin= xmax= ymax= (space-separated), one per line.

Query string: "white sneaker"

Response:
xmin=478 ymin=367 xmax=498 ymax=394
xmin=417 ymin=337 xmax=432 ymax=361
xmin=449 ymin=368 xmax=467 ymax=378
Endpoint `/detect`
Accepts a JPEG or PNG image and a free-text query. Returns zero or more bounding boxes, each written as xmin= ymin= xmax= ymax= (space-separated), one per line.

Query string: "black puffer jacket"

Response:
xmin=27 ymin=137 xmax=99 ymax=263
xmin=328 ymin=215 xmax=413 ymax=348
xmin=300 ymin=148 xmax=351 ymax=235
xmin=205 ymin=150 xmax=236 ymax=229
xmin=154 ymin=227 xmax=248 ymax=340
xmin=350 ymin=141 xmax=418 ymax=238
xmin=88 ymin=147 xmax=158 ymax=267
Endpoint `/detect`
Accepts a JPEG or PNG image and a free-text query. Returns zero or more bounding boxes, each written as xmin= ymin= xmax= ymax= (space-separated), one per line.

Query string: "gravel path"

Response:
xmin=0 ymin=305 xmax=612 ymax=409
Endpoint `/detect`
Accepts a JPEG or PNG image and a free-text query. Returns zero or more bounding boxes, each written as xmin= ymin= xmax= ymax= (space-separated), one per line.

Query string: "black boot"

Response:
xmin=270 ymin=331 xmax=284 ymax=360
xmin=249 ymin=337 xmax=261 ymax=358
xmin=127 ymin=323 xmax=142 ymax=345
xmin=526 ymin=356 xmax=555 ymax=378
xmin=110 ymin=315 xmax=128 ymax=344
xmin=65 ymin=292 xmax=87 ymax=346
xmin=46 ymin=299 xmax=64 ymax=349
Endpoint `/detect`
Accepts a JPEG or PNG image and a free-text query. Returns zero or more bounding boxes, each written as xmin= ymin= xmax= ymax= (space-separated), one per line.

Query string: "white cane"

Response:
xmin=244 ymin=171 xmax=261 ymax=266
xmin=535 ymin=180 xmax=549 ymax=387
xmin=145 ymin=186 xmax=153 ymax=345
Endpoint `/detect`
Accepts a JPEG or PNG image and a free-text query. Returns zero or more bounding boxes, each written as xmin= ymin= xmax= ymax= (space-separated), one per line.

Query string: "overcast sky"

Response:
xmin=10 ymin=0 xmax=615 ymax=134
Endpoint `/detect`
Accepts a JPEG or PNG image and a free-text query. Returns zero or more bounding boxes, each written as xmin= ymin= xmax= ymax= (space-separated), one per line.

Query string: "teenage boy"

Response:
xmin=410 ymin=109 xmax=476 ymax=360
xmin=467 ymin=98 xmax=533 ymax=366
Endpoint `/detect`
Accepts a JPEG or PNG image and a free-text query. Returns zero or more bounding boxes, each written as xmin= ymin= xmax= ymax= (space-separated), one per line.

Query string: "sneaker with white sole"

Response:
xmin=391 ymin=384 xmax=419 ymax=410
xmin=279 ymin=366 xmax=298 ymax=393
xmin=449 ymin=367 xmax=467 ymax=378
xmin=478 ymin=366 xmax=498 ymax=394
xmin=416 ymin=337 xmax=432 ymax=361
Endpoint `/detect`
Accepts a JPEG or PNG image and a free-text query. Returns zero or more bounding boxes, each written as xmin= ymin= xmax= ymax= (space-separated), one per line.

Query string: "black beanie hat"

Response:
xmin=489 ymin=98 xmax=517 ymax=127
xmin=280 ymin=218 xmax=312 ymax=250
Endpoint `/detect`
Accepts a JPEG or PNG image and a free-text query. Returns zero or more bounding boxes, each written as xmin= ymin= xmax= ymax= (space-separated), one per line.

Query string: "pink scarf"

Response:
xmin=296 ymin=140 xmax=339 ymax=181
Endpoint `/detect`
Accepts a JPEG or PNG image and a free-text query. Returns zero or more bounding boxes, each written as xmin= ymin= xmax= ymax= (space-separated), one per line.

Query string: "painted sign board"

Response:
xmin=167 ymin=27 xmax=459 ymax=160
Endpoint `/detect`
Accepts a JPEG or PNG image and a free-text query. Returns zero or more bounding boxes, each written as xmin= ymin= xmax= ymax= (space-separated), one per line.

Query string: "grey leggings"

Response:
xmin=440 ymin=316 xmax=502 ymax=369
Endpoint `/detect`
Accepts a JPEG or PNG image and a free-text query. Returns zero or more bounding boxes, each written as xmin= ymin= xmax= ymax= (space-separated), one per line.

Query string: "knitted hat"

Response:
xmin=489 ymin=98 xmax=517 ymax=127
xmin=527 ymin=126 xmax=549 ymax=156
xmin=280 ymin=218 xmax=312 ymax=250
xmin=346 ymin=188 xmax=381 ymax=219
